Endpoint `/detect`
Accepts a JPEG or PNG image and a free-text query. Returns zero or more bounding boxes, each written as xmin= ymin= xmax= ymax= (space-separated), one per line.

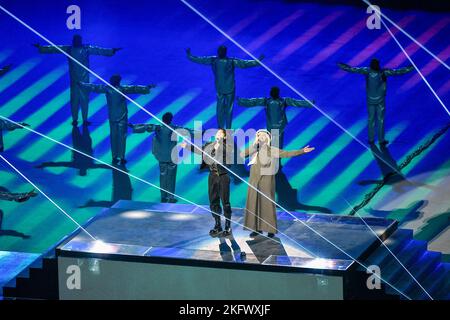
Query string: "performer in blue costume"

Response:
xmin=338 ymin=59 xmax=413 ymax=145
xmin=130 ymin=112 xmax=194 ymax=203
xmin=34 ymin=35 xmax=121 ymax=126
xmin=238 ymin=86 xmax=314 ymax=148
xmin=186 ymin=46 xmax=264 ymax=129
xmin=79 ymin=75 xmax=155 ymax=165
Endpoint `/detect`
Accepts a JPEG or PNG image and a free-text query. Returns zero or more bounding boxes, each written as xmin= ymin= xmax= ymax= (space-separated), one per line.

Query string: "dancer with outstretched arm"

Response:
xmin=238 ymin=86 xmax=314 ymax=148
xmin=130 ymin=112 xmax=194 ymax=203
xmin=338 ymin=59 xmax=413 ymax=145
xmin=186 ymin=45 xmax=264 ymax=129
xmin=35 ymin=35 xmax=121 ymax=126
xmin=79 ymin=75 xmax=155 ymax=165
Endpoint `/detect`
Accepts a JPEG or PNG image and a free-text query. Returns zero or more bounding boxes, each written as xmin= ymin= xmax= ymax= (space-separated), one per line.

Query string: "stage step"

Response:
xmin=431 ymin=263 xmax=450 ymax=300
xmin=409 ymin=262 xmax=450 ymax=300
xmin=383 ymin=239 xmax=428 ymax=283
xmin=2 ymin=256 xmax=59 ymax=300
xmin=359 ymin=227 xmax=450 ymax=300
xmin=0 ymin=251 xmax=41 ymax=300
xmin=360 ymin=229 xmax=413 ymax=268
xmin=393 ymin=250 xmax=441 ymax=297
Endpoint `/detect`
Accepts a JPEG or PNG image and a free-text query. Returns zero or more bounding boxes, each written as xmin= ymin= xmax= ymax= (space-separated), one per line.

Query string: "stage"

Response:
xmin=0 ymin=0 xmax=448 ymax=302
xmin=56 ymin=200 xmax=398 ymax=300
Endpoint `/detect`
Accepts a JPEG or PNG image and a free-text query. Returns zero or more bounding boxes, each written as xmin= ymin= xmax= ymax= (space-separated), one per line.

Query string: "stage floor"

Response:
xmin=59 ymin=201 xmax=397 ymax=271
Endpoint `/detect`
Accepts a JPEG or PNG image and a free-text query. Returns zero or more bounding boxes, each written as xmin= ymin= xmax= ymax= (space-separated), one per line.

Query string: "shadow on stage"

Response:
xmin=79 ymin=166 xmax=133 ymax=208
xmin=246 ymin=235 xmax=287 ymax=263
xmin=358 ymin=144 xmax=431 ymax=192
xmin=275 ymin=167 xmax=332 ymax=214
xmin=35 ymin=125 xmax=110 ymax=176
xmin=365 ymin=200 xmax=427 ymax=223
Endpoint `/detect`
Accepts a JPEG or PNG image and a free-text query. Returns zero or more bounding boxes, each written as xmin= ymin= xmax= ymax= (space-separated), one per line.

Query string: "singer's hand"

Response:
xmin=302 ymin=145 xmax=315 ymax=153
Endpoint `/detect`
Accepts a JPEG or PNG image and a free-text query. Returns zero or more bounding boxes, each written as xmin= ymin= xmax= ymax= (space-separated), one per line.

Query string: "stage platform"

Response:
xmin=56 ymin=201 xmax=398 ymax=300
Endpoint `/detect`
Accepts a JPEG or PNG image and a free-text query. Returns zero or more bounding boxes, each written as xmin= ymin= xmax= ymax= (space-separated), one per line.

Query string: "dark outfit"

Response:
xmin=187 ymin=53 xmax=261 ymax=129
xmin=79 ymin=83 xmax=151 ymax=162
xmin=38 ymin=45 xmax=116 ymax=123
xmin=338 ymin=63 xmax=413 ymax=143
xmin=192 ymin=140 xmax=233 ymax=233
xmin=238 ymin=97 xmax=313 ymax=148
xmin=205 ymin=144 xmax=232 ymax=221
xmin=132 ymin=124 xmax=190 ymax=202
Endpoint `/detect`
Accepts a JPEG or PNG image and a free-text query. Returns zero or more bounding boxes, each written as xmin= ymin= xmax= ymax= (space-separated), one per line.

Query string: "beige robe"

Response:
xmin=242 ymin=144 xmax=304 ymax=233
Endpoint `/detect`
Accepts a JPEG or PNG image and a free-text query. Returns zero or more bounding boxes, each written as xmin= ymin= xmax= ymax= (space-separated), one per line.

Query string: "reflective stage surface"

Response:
xmin=58 ymin=201 xmax=398 ymax=273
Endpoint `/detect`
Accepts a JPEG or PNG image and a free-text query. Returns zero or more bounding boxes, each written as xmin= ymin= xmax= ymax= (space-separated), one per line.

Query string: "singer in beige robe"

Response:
xmin=240 ymin=130 xmax=314 ymax=235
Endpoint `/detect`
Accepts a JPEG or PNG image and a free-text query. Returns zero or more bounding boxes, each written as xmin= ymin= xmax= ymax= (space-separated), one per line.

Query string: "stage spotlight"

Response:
xmin=304 ymin=258 xmax=336 ymax=269
xmin=90 ymin=240 xmax=115 ymax=254
xmin=120 ymin=210 xmax=154 ymax=219
xmin=166 ymin=213 xmax=199 ymax=221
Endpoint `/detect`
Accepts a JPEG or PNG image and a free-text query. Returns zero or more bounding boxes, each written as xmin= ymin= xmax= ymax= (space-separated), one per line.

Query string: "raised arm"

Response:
xmin=35 ymin=44 xmax=70 ymax=54
xmin=0 ymin=190 xmax=37 ymax=202
xmin=0 ymin=65 xmax=12 ymax=76
xmin=0 ymin=120 xmax=28 ymax=131
xmin=240 ymin=144 xmax=258 ymax=158
xmin=121 ymin=85 xmax=152 ymax=95
xmin=130 ymin=124 xmax=159 ymax=134
xmin=233 ymin=55 xmax=264 ymax=69
xmin=186 ymin=48 xmax=214 ymax=65
xmin=272 ymin=145 xmax=315 ymax=158
xmin=383 ymin=66 xmax=414 ymax=76
xmin=237 ymin=97 xmax=266 ymax=107
xmin=78 ymin=82 xmax=108 ymax=93
xmin=172 ymin=125 xmax=199 ymax=136
xmin=87 ymin=45 xmax=119 ymax=57
xmin=285 ymin=97 xmax=314 ymax=108
xmin=0 ymin=191 xmax=21 ymax=201
xmin=180 ymin=140 xmax=206 ymax=155
xmin=337 ymin=62 xmax=370 ymax=75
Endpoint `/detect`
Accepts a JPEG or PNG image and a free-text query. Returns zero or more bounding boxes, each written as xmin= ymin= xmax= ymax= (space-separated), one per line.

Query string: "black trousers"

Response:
xmin=208 ymin=173 xmax=232 ymax=220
